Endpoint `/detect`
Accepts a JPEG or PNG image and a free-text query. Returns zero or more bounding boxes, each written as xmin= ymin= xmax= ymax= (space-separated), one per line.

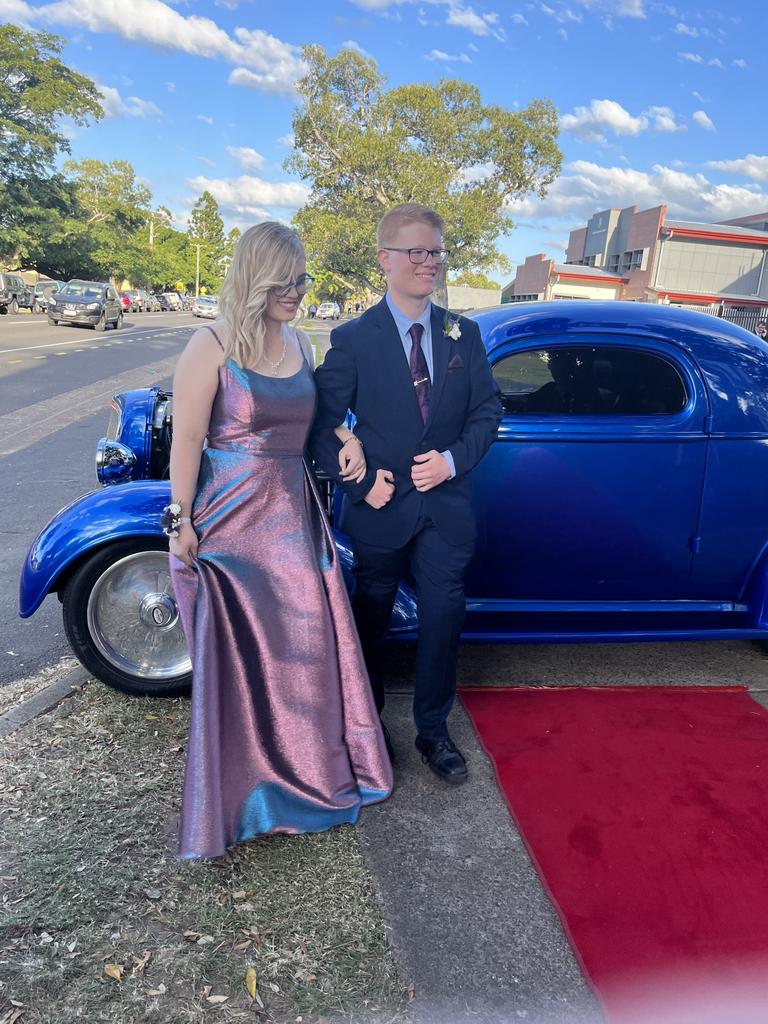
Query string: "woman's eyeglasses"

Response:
xmin=272 ymin=274 xmax=314 ymax=298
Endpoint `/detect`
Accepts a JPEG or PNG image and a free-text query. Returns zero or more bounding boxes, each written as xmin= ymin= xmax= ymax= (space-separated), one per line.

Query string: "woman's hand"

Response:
xmin=169 ymin=522 xmax=198 ymax=566
xmin=338 ymin=437 xmax=366 ymax=483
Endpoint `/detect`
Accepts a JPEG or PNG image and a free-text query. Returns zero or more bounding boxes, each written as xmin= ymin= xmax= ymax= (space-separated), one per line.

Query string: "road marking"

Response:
xmin=7 ymin=359 xmax=22 ymax=364
xmin=0 ymin=354 xmax=178 ymax=457
xmin=33 ymin=355 xmax=45 ymax=360
xmin=0 ymin=325 xmax=192 ymax=356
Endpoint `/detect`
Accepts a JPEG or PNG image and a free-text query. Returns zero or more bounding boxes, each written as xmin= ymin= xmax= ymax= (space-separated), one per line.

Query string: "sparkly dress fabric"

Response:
xmin=170 ymin=331 xmax=392 ymax=859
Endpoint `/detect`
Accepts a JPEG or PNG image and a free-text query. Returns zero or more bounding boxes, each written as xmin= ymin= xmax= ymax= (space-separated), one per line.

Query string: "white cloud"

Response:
xmin=165 ymin=81 xmax=176 ymax=92
xmin=445 ymin=2 xmax=503 ymax=37
xmin=733 ymin=58 xmax=747 ymax=68
xmin=574 ymin=0 xmax=644 ymax=16
xmin=196 ymin=113 xmax=214 ymax=124
xmin=186 ymin=174 xmax=310 ymax=217
xmin=708 ymin=155 xmax=768 ymax=181
xmin=226 ymin=145 xmax=265 ymax=170
xmin=0 ymin=0 xmax=34 ymax=24
xmin=96 ymin=82 xmax=161 ymax=118
xmin=507 ymin=159 xmax=768 ymax=225
xmin=645 ymin=105 xmax=686 ymax=133
xmin=708 ymin=57 xmax=724 ymax=69
xmin=340 ymin=39 xmax=372 ymax=57
xmin=561 ymin=98 xmax=648 ymax=142
xmin=278 ymin=133 xmax=295 ymax=148
xmin=678 ymin=51 xmax=703 ymax=63
xmin=10 ymin=0 xmax=305 ymax=98
xmin=197 ymin=156 xmax=216 ymax=167
xmin=674 ymin=21 xmax=697 ymax=36
xmin=511 ymin=11 xmax=528 ymax=22
xmin=425 ymin=47 xmax=471 ymax=61
xmin=692 ymin=109 xmax=715 ymax=131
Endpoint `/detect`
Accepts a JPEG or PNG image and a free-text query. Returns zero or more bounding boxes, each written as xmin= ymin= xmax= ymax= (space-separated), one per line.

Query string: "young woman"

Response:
xmin=168 ymin=222 xmax=392 ymax=860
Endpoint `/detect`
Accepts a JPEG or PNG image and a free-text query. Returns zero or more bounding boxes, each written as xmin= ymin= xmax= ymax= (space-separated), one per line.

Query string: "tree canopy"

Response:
xmin=0 ymin=23 xmax=103 ymax=269
xmin=288 ymin=45 xmax=562 ymax=299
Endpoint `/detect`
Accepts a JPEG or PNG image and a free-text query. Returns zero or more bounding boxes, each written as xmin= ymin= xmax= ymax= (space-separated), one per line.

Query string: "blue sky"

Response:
xmin=2 ymin=0 xmax=766 ymax=283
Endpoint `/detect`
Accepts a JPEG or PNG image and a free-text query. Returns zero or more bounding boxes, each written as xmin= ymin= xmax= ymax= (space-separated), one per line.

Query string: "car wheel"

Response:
xmin=62 ymin=539 xmax=192 ymax=698
xmin=48 ymin=318 xmax=59 ymax=326
xmin=756 ymin=641 xmax=768 ymax=656
xmin=114 ymin=311 xmax=123 ymax=329
xmin=10 ymin=298 xmax=18 ymax=314
xmin=33 ymin=301 xmax=42 ymax=314
xmin=94 ymin=310 xmax=107 ymax=332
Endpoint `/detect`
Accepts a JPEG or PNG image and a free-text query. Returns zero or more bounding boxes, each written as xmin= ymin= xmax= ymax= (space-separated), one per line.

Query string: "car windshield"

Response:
xmin=61 ymin=283 xmax=102 ymax=299
xmin=198 ymin=297 xmax=217 ymax=305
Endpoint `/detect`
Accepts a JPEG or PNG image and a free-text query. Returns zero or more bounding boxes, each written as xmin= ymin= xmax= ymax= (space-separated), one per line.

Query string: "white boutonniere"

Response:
xmin=443 ymin=312 xmax=462 ymax=341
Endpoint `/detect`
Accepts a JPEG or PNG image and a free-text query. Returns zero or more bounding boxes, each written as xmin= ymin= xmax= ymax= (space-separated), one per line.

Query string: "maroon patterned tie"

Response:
xmin=408 ymin=322 xmax=431 ymax=424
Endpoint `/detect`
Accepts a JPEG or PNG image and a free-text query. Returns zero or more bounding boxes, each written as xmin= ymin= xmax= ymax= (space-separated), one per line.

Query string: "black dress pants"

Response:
xmin=351 ymin=515 xmax=475 ymax=741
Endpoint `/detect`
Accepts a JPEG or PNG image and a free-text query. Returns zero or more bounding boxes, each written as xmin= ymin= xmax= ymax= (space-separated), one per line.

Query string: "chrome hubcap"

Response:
xmin=87 ymin=551 xmax=191 ymax=680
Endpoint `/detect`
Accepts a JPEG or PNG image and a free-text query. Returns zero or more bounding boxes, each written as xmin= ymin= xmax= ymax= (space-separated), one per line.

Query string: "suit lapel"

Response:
xmin=372 ymin=298 xmax=423 ymax=430
xmin=425 ymin=303 xmax=449 ymax=431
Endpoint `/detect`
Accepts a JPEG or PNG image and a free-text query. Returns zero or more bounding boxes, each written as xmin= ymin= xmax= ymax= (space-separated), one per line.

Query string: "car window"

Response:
xmin=61 ymin=283 xmax=103 ymax=299
xmin=492 ymin=345 xmax=688 ymax=416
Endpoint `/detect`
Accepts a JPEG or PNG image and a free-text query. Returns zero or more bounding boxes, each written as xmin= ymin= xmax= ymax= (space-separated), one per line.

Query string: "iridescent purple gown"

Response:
xmin=170 ymin=342 xmax=392 ymax=859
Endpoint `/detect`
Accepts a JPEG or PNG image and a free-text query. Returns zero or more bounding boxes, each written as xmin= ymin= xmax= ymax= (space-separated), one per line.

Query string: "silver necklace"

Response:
xmin=261 ymin=331 xmax=288 ymax=376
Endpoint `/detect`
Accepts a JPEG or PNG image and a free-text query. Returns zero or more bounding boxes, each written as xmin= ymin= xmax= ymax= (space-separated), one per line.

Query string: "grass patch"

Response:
xmin=0 ymin=684 xmax=409 ymax=1023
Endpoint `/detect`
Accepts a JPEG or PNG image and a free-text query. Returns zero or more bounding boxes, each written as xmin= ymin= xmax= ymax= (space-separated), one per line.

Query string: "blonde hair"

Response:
xmin=218 ymin=222 xmax=305 ymax=368
xmin=376 ymin=203 xmax=445 ymax=249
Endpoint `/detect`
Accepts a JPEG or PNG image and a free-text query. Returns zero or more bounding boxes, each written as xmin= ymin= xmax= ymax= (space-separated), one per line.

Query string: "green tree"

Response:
xmin=0 ymin=24 xmax=103 ymax=269
xmin=64 ymin=158 xmax=153 ymax=281
xmin=449 ymin=270 xmax=502 ymax=289
xmin=287 ymin=46 xmax=562 ymax=301
xmin=188 ymin=191 xmax=226 ymax=291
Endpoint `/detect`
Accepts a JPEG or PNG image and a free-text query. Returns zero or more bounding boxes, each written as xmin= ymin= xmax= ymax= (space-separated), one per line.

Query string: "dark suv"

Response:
xmin=47 ymin=280 xmax=123 ymax=331
xmin=0 ymin=273 xmax=34 ymax=314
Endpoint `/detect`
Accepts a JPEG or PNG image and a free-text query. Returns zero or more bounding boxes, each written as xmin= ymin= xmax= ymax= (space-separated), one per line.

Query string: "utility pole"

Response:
xmin=195 ymin=243 xmax=201 ymax=297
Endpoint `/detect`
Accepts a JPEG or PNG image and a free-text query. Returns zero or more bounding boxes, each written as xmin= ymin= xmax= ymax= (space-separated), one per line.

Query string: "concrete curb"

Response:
xmin=0 ymin=667 xmax=90 ymax=738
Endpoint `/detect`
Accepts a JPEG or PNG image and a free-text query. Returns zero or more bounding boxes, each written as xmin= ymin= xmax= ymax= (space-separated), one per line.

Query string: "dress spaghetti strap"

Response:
xmin=205 ymin=325 xmax=224 ymax=351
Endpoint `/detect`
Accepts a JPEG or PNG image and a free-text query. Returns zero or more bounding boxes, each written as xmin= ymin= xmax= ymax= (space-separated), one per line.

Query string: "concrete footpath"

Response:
xmin=358 ymin=639 xmax=768 ymax=1024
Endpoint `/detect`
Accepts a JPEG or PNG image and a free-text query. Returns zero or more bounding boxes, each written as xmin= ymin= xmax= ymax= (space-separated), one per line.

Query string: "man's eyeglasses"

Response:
xmin=381 ymin=247 xmax=451 ymax=265
xmin=271 ymin=273 xmax=314 ymax=298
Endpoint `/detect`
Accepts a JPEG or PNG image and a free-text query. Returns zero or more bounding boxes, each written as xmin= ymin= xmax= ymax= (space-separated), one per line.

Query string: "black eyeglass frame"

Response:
xmin=381 ymin=247 xmax=452 ymax=265
xmin=271 ymin=274 xmax=315 ymax=298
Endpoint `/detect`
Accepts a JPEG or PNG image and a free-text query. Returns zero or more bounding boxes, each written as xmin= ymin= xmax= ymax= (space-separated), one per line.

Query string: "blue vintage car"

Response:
xmin=19 ymin=301 xmax=768 ymax=696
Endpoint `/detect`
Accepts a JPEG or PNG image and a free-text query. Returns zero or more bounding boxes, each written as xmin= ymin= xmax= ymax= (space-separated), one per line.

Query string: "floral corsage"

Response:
xmin=443 ymin=312 xmax=462 ymax=341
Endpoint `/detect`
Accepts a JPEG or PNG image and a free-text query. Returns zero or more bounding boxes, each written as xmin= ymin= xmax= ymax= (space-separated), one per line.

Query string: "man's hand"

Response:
xmin=364 ymin=469 xmax=395 ymax=508
xmin=411 ymin=450 xmax=451 ymax=493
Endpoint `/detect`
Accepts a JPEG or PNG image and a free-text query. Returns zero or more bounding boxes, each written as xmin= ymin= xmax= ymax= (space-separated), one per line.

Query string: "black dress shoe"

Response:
xmin=381 ymin=722 xmax=396 ymax=765
xmin=415 ymin=735 xmax=468 ymax=784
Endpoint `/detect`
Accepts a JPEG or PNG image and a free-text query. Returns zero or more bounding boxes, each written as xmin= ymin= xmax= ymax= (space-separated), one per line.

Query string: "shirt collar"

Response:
xmin=385 ymin=292 xmax=432 ymax=338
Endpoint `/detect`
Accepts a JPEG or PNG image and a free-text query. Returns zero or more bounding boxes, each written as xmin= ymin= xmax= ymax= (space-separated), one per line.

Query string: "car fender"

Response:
xmin=19 ymin=481 xmax=171 ymax=618
xmin=741 ymin=542 xmax=768 ymax=629
xmin=19 ymin=480 xmax=419 ymax=633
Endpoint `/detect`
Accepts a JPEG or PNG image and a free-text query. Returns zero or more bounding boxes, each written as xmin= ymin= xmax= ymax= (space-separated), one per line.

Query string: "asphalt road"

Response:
xmin=0 ymin=310 xmax=330 ymax=686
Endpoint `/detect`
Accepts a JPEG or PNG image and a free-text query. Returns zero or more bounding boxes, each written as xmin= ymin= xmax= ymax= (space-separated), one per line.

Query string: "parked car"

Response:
xmin=32 ymin=280 xmax=66 ymax=313
xmin=18 ymin=302 xmax=768 ymax=697
xmin=146 ymin=293 xmax=162 ymax=312
xmin=0 ymin=272 xmax=34 ymax=314
xmin=317 ymin=301 xmax=341 ymax=320
xmin=161 ymin=291 xmax=182 ymax=311
xmin=118 ymin=291 xmax=136 ymax=313
xmin=47 ymin=280 xmax=123 ymax=331
xmin=122 ymin=289 xmax=144 ymax=312
xmin=192 ymin=295 xmax=219 ymax=319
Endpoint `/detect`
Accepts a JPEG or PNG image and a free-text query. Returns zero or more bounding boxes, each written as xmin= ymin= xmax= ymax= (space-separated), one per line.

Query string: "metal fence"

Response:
xmin=669 ymin=302 xmax=768 ymax=334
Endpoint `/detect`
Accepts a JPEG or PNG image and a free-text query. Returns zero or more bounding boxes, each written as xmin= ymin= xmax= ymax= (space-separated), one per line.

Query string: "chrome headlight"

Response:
xmin=86 ymin=302 xmax=100 ymax=310
xmin=96 ymin=438 xmax=136 ymax=485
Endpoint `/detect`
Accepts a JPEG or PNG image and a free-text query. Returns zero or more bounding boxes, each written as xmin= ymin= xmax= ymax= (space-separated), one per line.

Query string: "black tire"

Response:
xmin=756 ymin=641 xmax=768 ymax=656
xmin=33 ymin=301 xmax=42 ymax=314
xmin=10 ymin=298 xmax=18 ymax=314
xmin=62 ymin=538 xmax=192 ymax=698
xmin=113 ymin=311 xmax=123 ymax=330
xmin=94 ymin=310 xmax=107 ymax=332
xmin=48 ymin=318 xmax=59 ymax=326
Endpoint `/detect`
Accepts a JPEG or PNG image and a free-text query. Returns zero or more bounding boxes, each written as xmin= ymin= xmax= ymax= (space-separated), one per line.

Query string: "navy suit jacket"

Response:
xmin=308 ymin=298 xmax=502 ymax=548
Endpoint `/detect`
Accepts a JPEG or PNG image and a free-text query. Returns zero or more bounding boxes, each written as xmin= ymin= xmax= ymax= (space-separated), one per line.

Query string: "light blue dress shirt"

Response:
xmin=385 ymin=292 xmax=456 ymax=479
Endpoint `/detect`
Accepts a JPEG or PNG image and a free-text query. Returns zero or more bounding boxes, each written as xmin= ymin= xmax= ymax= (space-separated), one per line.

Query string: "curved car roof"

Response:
xmin=469 ymin=300 xmax=768 ymax=436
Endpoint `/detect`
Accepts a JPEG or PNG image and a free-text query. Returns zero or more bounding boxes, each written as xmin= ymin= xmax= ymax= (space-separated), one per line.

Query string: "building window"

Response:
xmin=630 ymin=249 xmax=644 ymax=270
xmin=607 ymin=254 xmax=620 ymax=273
xmin=491 ymin=345 xmax=688 ymax=416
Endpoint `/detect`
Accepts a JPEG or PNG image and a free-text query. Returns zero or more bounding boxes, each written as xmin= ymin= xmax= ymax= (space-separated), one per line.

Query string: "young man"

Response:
xmin=309 ymin=204 xmax=502 ymax=783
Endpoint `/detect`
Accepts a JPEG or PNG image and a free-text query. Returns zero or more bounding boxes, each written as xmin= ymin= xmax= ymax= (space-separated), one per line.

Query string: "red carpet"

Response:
xmin=461 ymin=686 xmax=768 ymax=1024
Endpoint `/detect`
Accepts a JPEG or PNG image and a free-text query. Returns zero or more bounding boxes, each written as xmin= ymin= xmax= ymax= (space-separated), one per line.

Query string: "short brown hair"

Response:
xmin=376 ymin=203 xmax=445 ymax=249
